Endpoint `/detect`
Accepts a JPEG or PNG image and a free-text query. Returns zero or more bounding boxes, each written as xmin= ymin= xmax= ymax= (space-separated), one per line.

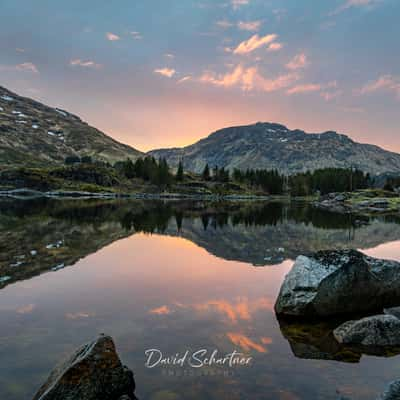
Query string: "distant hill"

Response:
xmin=149 ymin=122 xmax=400 ymax=176
xmin=0 ymin=86 xmax=143 ymax=167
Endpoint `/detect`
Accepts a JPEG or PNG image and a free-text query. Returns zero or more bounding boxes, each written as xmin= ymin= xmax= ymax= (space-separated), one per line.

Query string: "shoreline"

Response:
xmin=0 ymin=187 xmax=276 ymax=201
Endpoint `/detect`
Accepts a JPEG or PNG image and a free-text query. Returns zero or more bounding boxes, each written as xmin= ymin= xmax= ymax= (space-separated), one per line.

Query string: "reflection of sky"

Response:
xmin=0 ymin=0 xmax=399 ymax=152
xmin=0 ymin=234 xmax=400 ymax=399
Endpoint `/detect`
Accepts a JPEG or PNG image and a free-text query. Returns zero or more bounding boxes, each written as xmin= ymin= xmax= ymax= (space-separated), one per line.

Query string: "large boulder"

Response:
xmin=333 ymin=315 xmax=400 ymax=346
xmin=33 ymin=334 xmax=136 ymax=400
xmin=275 ymin=250 xmax=400 ymax=317
xmin=379 ymin=381 xmax=400 ymax=400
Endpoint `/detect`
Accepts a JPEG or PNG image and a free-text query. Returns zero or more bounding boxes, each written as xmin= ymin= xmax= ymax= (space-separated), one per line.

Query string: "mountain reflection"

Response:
xmin=1 ymin=198 xmax=400 ymax=290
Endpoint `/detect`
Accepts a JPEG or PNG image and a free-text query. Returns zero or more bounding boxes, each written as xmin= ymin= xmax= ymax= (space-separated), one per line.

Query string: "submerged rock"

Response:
xmin=33 ymin=334 xmax=136 ymax=400
xmin=333 ymin=315 xmax=400 ymax=346
xmin=275 ymin=250 xmax=400 ymax=317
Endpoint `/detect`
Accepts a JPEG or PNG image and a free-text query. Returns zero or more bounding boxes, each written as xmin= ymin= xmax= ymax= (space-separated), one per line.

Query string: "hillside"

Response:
xmin=149 ymin=122 xmax=400 ymax=176
xmin=0 ymin=86 xmax=143 ymax=167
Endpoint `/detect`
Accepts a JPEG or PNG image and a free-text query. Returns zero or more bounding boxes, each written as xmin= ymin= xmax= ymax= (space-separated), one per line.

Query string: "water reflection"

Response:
xmin=0 ymin=204 xmax=399 ymax=399
xmin=1 ymin=199 xmax=400 ymax=291
xmin=278 ymin=316 xmax=400 ymax=363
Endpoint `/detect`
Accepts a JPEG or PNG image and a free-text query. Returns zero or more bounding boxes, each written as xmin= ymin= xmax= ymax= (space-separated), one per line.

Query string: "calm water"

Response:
xmin=0 ymin=199 xmax=400 ymax=400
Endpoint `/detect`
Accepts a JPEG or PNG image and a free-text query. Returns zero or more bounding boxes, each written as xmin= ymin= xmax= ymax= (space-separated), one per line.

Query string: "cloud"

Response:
xmin=287 ymin=81 xmax=337 ymax=96
xmin=15 ymin=62 xmax=39 ymax=73
xmin=70 ymin=59 xmax=102 ymax=69
xmin=200 ymin=64 xmax=299 ymax=92
xmin=130 ymin=31 xmax=142 ymax=40
xmin=164 ymin=53 xmax=175 ymax=59
xmin=216 ymin=20 xmax=234 ymax=28
xmin=331 ymin=0 xmax=383 ymax=15
xmin=287 ymin=83 xmax=322 ymax=95
xmin=149 ymin=305 xmax=171 ymax=315
xmin=16 ymin=304 xmax=35 ymax=314
xmin=65 ymin=312 xmax=93 ymax=319
xmin=237 ymin=20 xmax=262 ymax=31
xmin=267 ymin=42 xmax=283 ymax=52
xmin=286 ymin=53 xmax=308 ymax=70
xmin=359 ymin=74 xmax=400 ymax=97
xmin=106 ymin=32 xmax=120 ymax=41
xmin=231 ymin=0 xmax=249 ymax=10
xmin=177 ymin=76 xmax=191 ymax=83
xmin=16 ymin=48 xmax=25 ymax=53
xmin=233 ymin=33 xmax=278 ymax=54
xmin=154 ymin=68 xmax=176 ymax=78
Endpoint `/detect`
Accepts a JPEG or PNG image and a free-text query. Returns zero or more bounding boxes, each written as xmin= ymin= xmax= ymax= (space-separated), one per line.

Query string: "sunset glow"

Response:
xmin=1 ymin=0 xmax=399 ymax=152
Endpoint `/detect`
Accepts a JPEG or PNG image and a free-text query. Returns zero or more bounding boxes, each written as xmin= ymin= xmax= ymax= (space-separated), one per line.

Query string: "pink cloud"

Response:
xmin=233 ymin=34 xmax=278 ymax=54
xmin=154 ymin=68 xmax=176 ymax=78
xmin=149 ymin=305 xmax=171 ymax=315
xmin=177 ymin=76 xmax=191 ymax=83
xmin=331 ymin=0 xmax=383 ymax=15
xmin=70 ymin=59 xmax=102 ymax=69
xmin=200 ymin=64 xmax=298 ymax=92
xmin=286 ymin=53 xmax=308 ymax=70
xmin=359 ymin=74 xmax=400 ymax=97
xmin=287 ymin=83 xmax=322 ymax=95
xmin=106 ymin=32 xmax=120 ymax=41
xmin=15 ymin=62 xmax=39 ymax=73
xmin=267 ymin=42 xmax=283 ymax=52
xmin=287 ymin=81 xmax=337 ymax=96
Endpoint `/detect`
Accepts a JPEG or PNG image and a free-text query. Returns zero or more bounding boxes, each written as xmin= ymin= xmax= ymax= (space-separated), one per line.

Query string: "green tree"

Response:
xmin=176 ymin=160 xmax=184 ymax=181
xmin=202 ymin=164 xmax=210 ymax=181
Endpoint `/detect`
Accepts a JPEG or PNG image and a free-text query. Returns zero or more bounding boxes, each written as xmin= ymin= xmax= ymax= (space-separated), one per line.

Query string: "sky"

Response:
xmin=0 ymin=0 xmax=399 ymax=152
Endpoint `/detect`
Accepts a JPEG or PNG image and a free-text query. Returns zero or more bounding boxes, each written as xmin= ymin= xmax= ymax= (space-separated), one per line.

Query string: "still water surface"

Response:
xmin=0 ymin=199 xmax=399 ymax=400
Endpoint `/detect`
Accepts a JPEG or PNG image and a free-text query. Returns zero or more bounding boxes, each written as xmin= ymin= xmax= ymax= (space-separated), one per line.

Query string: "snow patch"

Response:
xmin=1 ymin=95 xmax=14 ymax=102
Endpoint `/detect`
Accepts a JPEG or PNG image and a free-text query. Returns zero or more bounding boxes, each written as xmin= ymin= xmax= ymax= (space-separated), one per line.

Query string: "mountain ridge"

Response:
xmin=0 ymin=85 xmax=143 ymax=167
xmin=149 ymin=122 xmax=400 ymax=176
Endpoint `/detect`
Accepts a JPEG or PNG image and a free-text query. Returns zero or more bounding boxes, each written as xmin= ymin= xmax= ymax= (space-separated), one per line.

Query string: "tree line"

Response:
xmin=64 ymin=155 xmax=378 ymax=195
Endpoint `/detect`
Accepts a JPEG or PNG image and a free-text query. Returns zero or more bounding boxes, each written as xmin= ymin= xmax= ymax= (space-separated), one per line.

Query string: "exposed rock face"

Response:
xmin=149 ymin=122 xmax=400 ymax=175
xmin=333 ymin=315 xmax=400 ymax=346
xmin=274 ymin=250 xmax=400 ymax=317
xmin=33 ymin=334 xmax=136 ymax=400
xmin=0 ymin=86 xmax=143 ymax=168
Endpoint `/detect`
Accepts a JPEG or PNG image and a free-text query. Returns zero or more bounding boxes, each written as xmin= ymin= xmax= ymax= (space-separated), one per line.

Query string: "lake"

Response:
xmin=0 ymin=199 xmax=400 ymax=400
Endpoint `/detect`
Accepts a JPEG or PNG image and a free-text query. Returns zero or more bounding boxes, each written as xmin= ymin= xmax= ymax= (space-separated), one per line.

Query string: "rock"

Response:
xmin=333 ymin=315 xmax=400 ymax=346
xmin=33 ymin=334 xmax=136 ymax=400
xmin=384 ymin=306 xmax=400 ymax=319
xmin=275 ymin=249 xmax=400 ymax=317
xmin=379 ymin=380 xmax=400 ymax=400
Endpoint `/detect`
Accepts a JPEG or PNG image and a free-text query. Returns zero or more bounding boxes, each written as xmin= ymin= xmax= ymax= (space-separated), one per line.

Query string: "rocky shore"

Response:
xmin=0 ymin=187 xmax=270 ymax=201
xmin=314 ymin=191 xmax=400 ymax=215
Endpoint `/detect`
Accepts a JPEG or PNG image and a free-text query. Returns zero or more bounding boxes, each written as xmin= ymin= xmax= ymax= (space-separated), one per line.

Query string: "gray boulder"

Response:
xmin=33 ymin=334 xmax=136 ymax=400
xmin=379 ymin=380 xmax=400 ymax=400
xmin=275 ymin=250 xmax=400 ymax=317
xmin=384 ymin=306 xmax=400 ymax=319
xmin=333 ymin=315 xmax=400 ymax=346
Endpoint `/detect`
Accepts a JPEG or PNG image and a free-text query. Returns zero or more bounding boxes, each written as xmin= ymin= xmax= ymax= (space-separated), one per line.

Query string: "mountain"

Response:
xmin=0 ymin=86 xmax=143 ymax=167
xmin=149 ymin=122 xmax=400 ymax=176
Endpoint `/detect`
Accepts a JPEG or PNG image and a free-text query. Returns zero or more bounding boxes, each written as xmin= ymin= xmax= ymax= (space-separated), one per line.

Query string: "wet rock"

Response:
xmin=333 ymin=315 xmax=400 ymax=346
xmin=379 ymin=380 xmax=400 ymax=400
xmin=384 ymin=306 xmax=400 ymax=319
xmin=33 ymin=334 xmax=136 ymax=400
xmin=275 ymin=249 xmax=400 ymax=317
